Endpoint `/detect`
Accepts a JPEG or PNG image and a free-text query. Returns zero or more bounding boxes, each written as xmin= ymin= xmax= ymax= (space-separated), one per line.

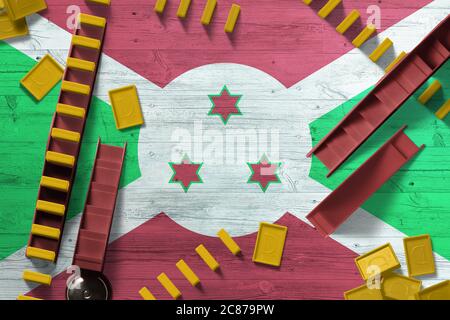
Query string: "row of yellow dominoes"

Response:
xmin=418 ymin=79 xmax=450 ymax=120
xmin=18 ymin=12 xmax=109 ymax=302
xmin=154 ymin=0 xmax=241 ymax=33
xmin=139 ymin=229 xmax=241 ymax=300
xmin=304 ymin=0 xmax=405 ymax=71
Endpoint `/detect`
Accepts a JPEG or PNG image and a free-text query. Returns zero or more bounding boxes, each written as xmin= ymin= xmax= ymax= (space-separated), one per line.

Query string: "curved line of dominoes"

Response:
xmin=303 ymin=0 xmax=405 ymax=72
xmin=304 ymin=0 xmax=449 ymax=120
xmin=154 ymin=0 xmax=241 ymax=33
xmin=139 ymin=229 xmax=241 ymax=300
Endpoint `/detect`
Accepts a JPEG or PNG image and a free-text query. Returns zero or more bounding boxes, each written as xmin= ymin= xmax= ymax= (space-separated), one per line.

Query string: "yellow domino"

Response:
xmin=87 ymin=0 xmax=111 ymax=6
xmin=252 ymin=223 xmax=287 ymax=267
xmin=176 ymin=259 xmax=200 ymax=286
xmin=217 ymin=229 xmax=241 ymax=255
xmin=154 ymin=0 xmax=167 ymax=14
xmin=41 ymin=176 xmax=70 ymax=192
xmin=355 ymin=243 xmax=400 ymax=280
xmin=157 ymin=273 xmax=181 ymax=299
xmin=20 ymin=54 xmax=64 ymax=101
xmin=56 ymin=103 xmax=86 ymax=119
xmin=108 ymin=85 xmax=144 ymax=130
xmin=0 ymin=13 xmax=29 ymax=41
xmin=224 ymin=4 xmax=240 ymax=33
xmin=67 ymin=57 xmax=96 ymax=72
xmin=46 ymin=151 xmax=75 ymax=168
xmin=369 ymin=38 xmax=393 ymax=62
xmin=352 ymin=24 xmax=376 ymax=48
xmin=177 ymin=0 xmax=191 ymax=18
xmin=31 ymin=224 xmax=61 ymax=240
xmin=79 ymin=13 xmax=106 ymax=28
xmin=139 ymin=287 xmax=156 ymax=300
xmin=61 ymin=80 xmax=91 ymax=96
xmin=416 ymin=280 xmax=450 ymax=300
xmin=4 ymin=0 xmax=47 ymax=21
xmin=201 ymin=0 xmax=216 ymax=25
xmin=17 ymin=295 xmax=42 ymax=300
xmin=382 ymin=273 xmax=421 ymax=300
xmin=318 ymin=0 xmax=341 ymax=19
xmin=336 ymin=9 xmax=360 ymax=34
xmin=435 ymin=99 xmax=450 ymax=120
xmin=195 ymin=244 xmax=220 ymax=271
xmin=303 ymin=0 xmax=312 ymax=5
xmin=36 ymin=200 xmax=66 ymax=216
xmin=344 ymin=284 xmax=383 ymax=300
xmin=23 ymin=270 xmax=52 ymax=285
xmin=385 ymin=51 xmax=407 ymax=73
xmin=418 ymin=80 xmax=442 ymax=104
xmin=26 ymin=246 xmax=56 ymax=262
xmin=51 ymin=128 xmax=81 ymax=143
xmin=72 ymin=35 xmax=101 ymax=50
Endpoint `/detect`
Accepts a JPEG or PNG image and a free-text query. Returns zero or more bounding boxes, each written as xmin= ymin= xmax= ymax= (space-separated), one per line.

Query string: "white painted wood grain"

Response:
xmin=0 ymin=1 xmax=449 ymax=299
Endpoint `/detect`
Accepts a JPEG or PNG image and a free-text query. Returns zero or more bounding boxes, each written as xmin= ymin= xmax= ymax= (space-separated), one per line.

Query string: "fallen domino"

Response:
xmin=20 ymin=54 xmax=64 ymax=101
xmin=252 ymin=222 xmax=287 ymax=267
xmin=404 ymin=234 xmax=436 ymax=277
xmin=4 ymin=0 xmax=47 ymax=21
xmin=435 ymin=99 xmax=450 ymax=120
xmin=201 ymin=0 xmax=217 ymax=25
xmin=154 ymin=0 xmax=167 ymax=14
xmin=22 ymin=270 xmax=52 ymax=286
xmin=418 ymin=80 xmax=442 ymax=104
xmin=318 ymin=0 xmax=341 ymax=19
xmin=0 ymin=12 xmax=28 ymax=41
xmin=157 ymin=273 xmax=182 ymax=299
xmin=352 ymin=24 xmax=376 ymax=48
xmin=139 ymin=287 xmax=156 ymax=300
xmin=369 ymin=38 xmax=393 ymax=62
xmin=177 ymin=0 xmax=191 ymax=19
xmin=336 ymin=9 xmax=360 ymax=34
xmin=176 ymin=259 xmax=200 ymax=286
xmin=217 ymin=229 xmax=241 ymax=255
xmin=87 ymin=0 xmax=111 ymax=5
xmin=385 ymin=51 xmax=407 ymax=73
xmin=195 ymin=244 xmax=220 ymax=271
xmin=344 ymin=284 xmax=383 ymax=300
xmin=381 ymin=273 xmax=421 ymax=300
xmin=416 ymin=280 xmax=450 ymax=300
xmin=17 ymin=295 xmax=43 ymax=300
xmin=355 ymin=243 xmax=400 ymax=280
xmin=108 ymin=85 xmax=144 ymax=130
xmin=224 ymin=4 xmax=240 ymax=33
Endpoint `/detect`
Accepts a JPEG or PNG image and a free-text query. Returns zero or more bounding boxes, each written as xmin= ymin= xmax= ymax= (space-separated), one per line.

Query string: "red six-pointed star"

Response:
xmin=208 ymin=85 xmax=242 ymax=124
xmin=247 ymin=155 xmax=282 ymax=192
xmin=169 ymin=156 xmax=204 ymax=192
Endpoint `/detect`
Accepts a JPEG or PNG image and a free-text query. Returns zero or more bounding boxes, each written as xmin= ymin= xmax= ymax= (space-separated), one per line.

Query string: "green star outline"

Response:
xmin=207 ymin=85 xmax=243 ymax=125
xmin=247 ymin=154 xmax=282 ymax=193
xmin=168 ymin=155 xmax=204 ymax=193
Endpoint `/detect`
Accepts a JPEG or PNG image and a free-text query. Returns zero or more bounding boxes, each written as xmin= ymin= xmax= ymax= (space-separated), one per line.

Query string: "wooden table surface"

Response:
xmin=0 ymin=0 xmax=449 ymax=300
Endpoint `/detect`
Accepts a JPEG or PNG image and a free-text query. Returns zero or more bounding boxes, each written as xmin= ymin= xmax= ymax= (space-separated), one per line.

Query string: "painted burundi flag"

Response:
xmin=0 ymin=0 xmax=450 ymax=300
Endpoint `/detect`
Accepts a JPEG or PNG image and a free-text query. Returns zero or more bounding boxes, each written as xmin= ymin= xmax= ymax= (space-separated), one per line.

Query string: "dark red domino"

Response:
xmin=307 ymin=126 xmax=423 ymax=236
xmin=73 ymin=139 xmax=126 ymax=272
